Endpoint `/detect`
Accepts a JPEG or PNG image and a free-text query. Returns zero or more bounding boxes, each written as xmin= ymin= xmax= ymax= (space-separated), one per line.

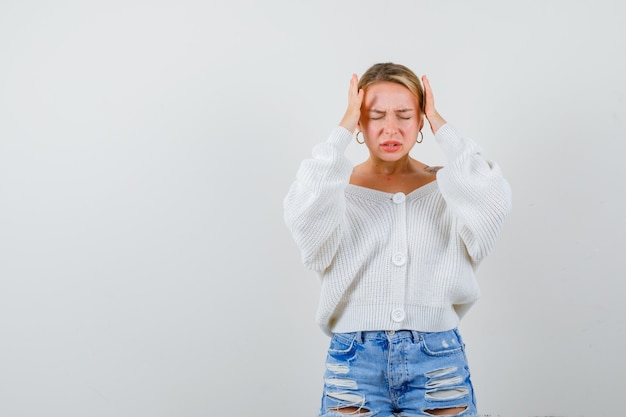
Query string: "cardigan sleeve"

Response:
xmin=435 ymin=124 xmax=512 ymax=263
xmin=283 ymin=126 xmax=354 ymax=272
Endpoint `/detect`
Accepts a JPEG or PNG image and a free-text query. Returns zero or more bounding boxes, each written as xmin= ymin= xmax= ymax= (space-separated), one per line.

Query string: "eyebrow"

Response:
xmin=369 ymin=108 xmax=415 ymax=114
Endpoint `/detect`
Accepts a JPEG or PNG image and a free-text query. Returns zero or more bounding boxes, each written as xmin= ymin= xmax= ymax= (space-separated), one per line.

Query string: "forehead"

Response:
xmin=363 ymin=81 xmax=417 ymax=109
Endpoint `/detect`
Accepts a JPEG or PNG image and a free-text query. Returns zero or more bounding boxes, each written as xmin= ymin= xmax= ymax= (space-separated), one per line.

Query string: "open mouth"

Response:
xmin=381 ymin=141 xmax=402 ymax=151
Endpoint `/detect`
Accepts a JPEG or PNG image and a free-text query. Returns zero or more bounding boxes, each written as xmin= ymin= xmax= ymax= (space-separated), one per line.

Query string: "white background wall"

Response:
xmin=1 ymin=1 xmax=624 ymax=416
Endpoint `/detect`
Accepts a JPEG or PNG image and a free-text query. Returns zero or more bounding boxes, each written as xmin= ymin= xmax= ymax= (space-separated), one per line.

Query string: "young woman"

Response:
xmin=284 ymin=63 xmax=512 ymax=417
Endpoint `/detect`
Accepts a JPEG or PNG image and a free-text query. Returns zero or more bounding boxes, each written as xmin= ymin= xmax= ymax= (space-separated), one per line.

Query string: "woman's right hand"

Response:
xmin=339 ymin=73 xmax=364 ymax=133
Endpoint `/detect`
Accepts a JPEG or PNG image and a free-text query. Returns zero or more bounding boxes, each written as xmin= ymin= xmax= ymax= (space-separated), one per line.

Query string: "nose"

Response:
xmin=383 ymin=117 xmax=399 ymax=134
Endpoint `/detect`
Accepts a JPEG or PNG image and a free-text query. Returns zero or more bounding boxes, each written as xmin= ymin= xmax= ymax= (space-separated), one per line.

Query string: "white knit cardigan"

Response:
xmin=284 ymin=124 xmax=512 ymax=335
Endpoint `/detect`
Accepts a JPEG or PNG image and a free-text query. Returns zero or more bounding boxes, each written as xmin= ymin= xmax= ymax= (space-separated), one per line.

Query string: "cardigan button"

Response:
xmin=391 ymin=308 xmax=406 ymax=322
xmin=392 ymin=192 xmax=406 ymax=204
xmin=392 ymin=253 xmax=406 ymax=266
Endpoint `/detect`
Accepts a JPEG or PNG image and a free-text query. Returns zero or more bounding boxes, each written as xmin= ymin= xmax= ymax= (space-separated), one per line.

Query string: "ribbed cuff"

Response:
xmin=327 ymin=126 xmax=354 ymax=152
xmin=435 ymin=123 xmax=482 ymax=161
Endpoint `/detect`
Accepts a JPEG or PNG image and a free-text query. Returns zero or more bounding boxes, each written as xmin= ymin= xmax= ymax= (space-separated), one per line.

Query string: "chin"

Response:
xmin=377 ymin=153 xmax=408 ymax=162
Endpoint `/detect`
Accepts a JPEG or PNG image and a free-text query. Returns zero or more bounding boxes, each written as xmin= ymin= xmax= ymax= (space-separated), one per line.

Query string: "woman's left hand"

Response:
xmin=422 ymin=75 xmax=447 ymax=134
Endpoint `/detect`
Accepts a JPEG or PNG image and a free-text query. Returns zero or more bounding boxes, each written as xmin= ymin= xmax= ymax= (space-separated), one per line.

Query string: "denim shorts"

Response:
xmin=318 ymin=329 xmax=478 ymax=417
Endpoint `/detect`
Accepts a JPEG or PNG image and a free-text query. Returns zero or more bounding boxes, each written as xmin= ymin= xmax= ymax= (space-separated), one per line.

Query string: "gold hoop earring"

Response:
xmin=416 ymin=131 xmax=424 ymax=144
xmin=356 ymin=131 xmax=365 ymax=144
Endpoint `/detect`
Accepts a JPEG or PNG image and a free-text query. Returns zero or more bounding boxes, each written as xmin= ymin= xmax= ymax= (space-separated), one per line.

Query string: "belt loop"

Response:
xmin=355 ymin=331 xmax=363 ymax=344
xmin=411 ymin=330 xmax=421 ymax=343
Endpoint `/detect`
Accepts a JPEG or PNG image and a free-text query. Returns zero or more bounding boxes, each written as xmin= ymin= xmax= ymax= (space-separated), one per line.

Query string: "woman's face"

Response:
xmin=359 ymin=81 xmax=423 ymax=161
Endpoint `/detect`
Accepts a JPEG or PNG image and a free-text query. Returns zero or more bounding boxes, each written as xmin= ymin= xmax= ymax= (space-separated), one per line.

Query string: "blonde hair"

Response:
xmin=358 ymin=63 xmax=425 ymax=113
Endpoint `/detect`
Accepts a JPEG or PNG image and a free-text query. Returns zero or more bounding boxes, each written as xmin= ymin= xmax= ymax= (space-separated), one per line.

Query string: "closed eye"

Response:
xmin=396 ymin=109 xmax=415 ymax=120
xmin=369 ymin=110 xmax=385 ymax=120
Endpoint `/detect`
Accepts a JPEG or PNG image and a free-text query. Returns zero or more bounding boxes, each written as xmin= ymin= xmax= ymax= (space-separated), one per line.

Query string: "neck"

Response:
xmin=365 ymin=155 xmax=416 ymax=176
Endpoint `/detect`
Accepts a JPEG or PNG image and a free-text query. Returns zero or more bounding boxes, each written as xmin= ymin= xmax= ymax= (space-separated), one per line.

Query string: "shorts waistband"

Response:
xmin=354 ymin=330 xmax=421 ymax=343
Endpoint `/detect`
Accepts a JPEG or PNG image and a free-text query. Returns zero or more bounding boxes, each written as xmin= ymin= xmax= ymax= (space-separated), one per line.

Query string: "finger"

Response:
xmin=349 ymin=73 xmax=357 ymax=87
xmin=422 ymin=75 xmax=433 ymax=98
xmin=349 ymin=73 xmax=359 ymax=97
xmin=421 ymin=75 xmax=435 ymax=111
xmin=351 ymin=88 xmax=364 ymax=116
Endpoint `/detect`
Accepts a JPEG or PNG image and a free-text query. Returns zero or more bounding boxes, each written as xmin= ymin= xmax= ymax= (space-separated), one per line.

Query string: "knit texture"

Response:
xmin=284 ymin=124 xmax=512 ymax=335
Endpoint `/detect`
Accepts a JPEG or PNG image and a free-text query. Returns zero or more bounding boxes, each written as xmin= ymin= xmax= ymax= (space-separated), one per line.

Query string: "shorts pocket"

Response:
xmin=421 ymin=329 xmax=464 ymax=357
xmin=327 ymin=333 xmax=359 ymax=362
